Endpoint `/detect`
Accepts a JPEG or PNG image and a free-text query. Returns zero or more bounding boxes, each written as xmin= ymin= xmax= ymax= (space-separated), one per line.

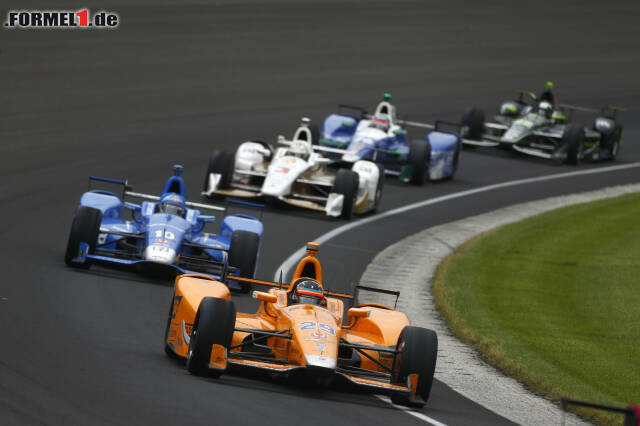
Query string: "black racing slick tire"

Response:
xmin=309 ymin=123 xmax=321 ymax=145
xmin=407 ymin=140 xmax=430 ymax=185
xmin=332 ymin=169 xmax=359 ymax=220
xmin=64 ymin=206 xmax=102 ymax=269
xmin=461 ymin=107 xmax=485 ymax=140
xmin=372 ymin=163 xmax=384 ymax=211
xmin=391 ymin=326 xmax=438 ymax=407
xmin=228 ymin=230 xmax=260 ymax=292
xmin=605 ymin=124 xmax=623 ymax=160
xmin=203 ymin=150 xmax=234 ymax=192
xmin=186 ymin=297 xmax=236 ymax=378
xmin=563 ymin=124 xmax=585 ymax=165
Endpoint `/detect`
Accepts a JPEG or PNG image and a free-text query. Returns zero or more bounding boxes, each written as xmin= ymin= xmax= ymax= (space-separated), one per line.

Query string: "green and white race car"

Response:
xmin=461 ymin=91 xmax=625 ymax=165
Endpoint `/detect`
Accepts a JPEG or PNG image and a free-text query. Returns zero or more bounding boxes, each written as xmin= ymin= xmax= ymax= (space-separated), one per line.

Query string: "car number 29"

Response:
xmin=299 ymin=321 xmax=335 ymax=336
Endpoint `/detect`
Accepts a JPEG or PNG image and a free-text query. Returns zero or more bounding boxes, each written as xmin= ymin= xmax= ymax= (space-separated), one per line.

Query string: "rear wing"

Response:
xmin=337 ymin=104 xmax=368 ymax=118
xmin=517 ymin=90 xmax=537 ymax=103
xmin=177 ymin=254 xmax=236 ymax=281
xmin=354 ymin=285 xmax=400 ymax=309
xmin=559 ymin=104 xmax=627 ymax=120
xmin=228 ymin=276 xmax=354 ymax=299
xmin=88 ymin=176 xmax=131 ymax=199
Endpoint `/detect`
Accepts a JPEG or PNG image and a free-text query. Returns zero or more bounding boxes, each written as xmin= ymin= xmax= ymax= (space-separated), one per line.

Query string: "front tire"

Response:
xmin=186 ymin=297 xmax=236 ymax=377
xmin=203 ymin=150 xmax=235 ymax=193
xmin=391 ymin=326 xmax=438 ymax=407
xmin=228 ymin=230 xmax=260 ymax=292
xmin=407 ymin=140 xmax=430 ymax=185
xmin=563 ymin=124 xmax=585 ymax=165
xmin=461 ymin=107 xmax=485 ymax=140
xmin=332 ymin=169 xmax=359 ymax=220
xmin=64 ymin=206 xmax=102 ymax=269
xmin=372 ymin=163 xmax=385 ymax=211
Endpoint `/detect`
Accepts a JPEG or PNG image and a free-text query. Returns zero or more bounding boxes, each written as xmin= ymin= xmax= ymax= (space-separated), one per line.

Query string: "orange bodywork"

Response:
xmin=165 ymin=245 xmax=414 ymax=397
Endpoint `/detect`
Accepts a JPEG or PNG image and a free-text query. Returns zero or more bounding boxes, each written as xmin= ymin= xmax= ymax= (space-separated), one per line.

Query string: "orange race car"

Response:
xmin=164 ymin=242 xmax=438 ymax=407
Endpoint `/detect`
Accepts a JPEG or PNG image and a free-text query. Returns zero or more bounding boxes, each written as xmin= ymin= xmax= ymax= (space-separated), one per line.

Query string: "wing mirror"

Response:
xmin=347 ymin=307 xmax=370 ymax=318
xmin=392 ymin=129 xmax=407 ymax=136
xmin=124 ymin=202 xmax=141 ymax=212
xmin=197 ymin=215 xmax=216 ymax=224
xmin=253 ymin=291 xmax=278 ymax=304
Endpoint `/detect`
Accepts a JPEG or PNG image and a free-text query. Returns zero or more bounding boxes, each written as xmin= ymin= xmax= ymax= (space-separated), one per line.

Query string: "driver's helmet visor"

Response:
xmin=160 ymin=202 xmax=185 ymax=216
xmin=296 ymin=288 xmax=324 ymax=305
xmin=370 ymin=118 xmax=390 ymax=131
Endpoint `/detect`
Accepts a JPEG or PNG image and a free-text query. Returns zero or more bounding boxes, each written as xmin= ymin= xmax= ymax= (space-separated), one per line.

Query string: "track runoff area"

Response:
xmin=276 ymin=161 xmax=640 ymax=426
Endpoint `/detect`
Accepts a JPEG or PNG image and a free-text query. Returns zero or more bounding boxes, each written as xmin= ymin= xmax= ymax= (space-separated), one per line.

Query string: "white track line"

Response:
xmin=375 ymin=396 xmax=448 ymax=426
xmin=273 ymin=161 xmax=640 ymax=424
xmin=274 ymin=161 xmax=640 ymax=281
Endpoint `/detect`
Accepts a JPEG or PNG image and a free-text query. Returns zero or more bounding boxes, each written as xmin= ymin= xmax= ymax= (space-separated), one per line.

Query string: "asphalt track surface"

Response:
xmin=2 ymin=1 xmax=640 ymax=425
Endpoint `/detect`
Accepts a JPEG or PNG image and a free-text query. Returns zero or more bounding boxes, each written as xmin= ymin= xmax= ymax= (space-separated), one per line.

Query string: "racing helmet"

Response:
xmin=156 ymin=194 xmax=186 ymax=217
xmin=287 ymin=140 xmax=312 ymax=160
xmin=538 ymin=101 xmax=553 ymax=118
xmin=292 ymin=279 xmax=324 ymax=306
xmin=370 ymin=114 xmax=391 ymax=132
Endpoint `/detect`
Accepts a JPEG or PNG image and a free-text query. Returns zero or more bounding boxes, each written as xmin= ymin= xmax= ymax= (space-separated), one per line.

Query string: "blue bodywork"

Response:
xmin=72 ymin=166 xmax=263 ymax=282
xmin=320 ymin=113 xmax=461 ymax=180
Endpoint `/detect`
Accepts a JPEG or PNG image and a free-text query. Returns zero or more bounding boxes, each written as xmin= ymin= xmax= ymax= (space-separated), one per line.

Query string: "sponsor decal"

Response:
xmin=314 ymin=342 xmax=326 ymax=351
xmin=4 ymin=9 xmax=119 ymax=29
xmin=299 ymin=321 xmax=335 ymax=336
xmin=309 ymin=332 xmax=327 ymax=340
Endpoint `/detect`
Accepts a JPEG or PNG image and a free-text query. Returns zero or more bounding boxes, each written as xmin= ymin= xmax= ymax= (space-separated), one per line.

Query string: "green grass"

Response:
xmin=433 ymin=192 xmax=640 ymax=425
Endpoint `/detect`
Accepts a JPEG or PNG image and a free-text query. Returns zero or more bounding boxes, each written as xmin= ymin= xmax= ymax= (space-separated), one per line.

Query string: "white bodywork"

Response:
xmin=203 ymin=121 xmax=382 ymax=217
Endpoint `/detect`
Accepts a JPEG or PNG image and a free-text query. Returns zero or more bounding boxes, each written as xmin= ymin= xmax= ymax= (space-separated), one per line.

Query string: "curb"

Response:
xmin=359 ymin=183 xmax=640 ymax=426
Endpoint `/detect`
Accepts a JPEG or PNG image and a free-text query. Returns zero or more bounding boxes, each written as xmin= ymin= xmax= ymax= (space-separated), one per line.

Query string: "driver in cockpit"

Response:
xmin=156 ymin=198 xmax=186 ymax=217
xmin=290 ymin=278 xmax=325 ymax=306
xmin=286 ymin=140 xmax=312 ymax=161
xmin=539 ymin=81 xmax=556 ymax=107
xmin=537 ymin=101 xmax=554 ymax=119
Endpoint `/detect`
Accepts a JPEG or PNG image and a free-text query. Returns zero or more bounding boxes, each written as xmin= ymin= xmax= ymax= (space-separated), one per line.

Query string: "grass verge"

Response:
xmin=432 ymin=192 xmax=640 ymax=425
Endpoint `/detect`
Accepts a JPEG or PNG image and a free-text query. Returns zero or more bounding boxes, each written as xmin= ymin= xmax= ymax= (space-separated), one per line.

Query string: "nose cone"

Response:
xmin=341 ymin=152 xmax=361 ymax=163
xmin=305 ymin=354 xmax=337 ymax=370
xmin=261 ymin=173 xmax=293 ymax=197
xmin=143 ymin=245 xmax=177 ymax=265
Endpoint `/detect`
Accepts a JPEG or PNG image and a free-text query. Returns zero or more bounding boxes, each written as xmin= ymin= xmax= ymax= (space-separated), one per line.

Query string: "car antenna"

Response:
xmin=279 ymin=270 xmax=284 ymax=286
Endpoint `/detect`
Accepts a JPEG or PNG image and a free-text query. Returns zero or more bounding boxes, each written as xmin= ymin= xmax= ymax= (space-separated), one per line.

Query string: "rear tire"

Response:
xmin=64 ymin=206 xmax=102 ymax=269
xmin=604 ymin=124 xmax=623 ymax=160
xmin=309 ymin=123 xmax=321 ymax=145
xmin=186 ymin=297 xmax=236 ymax=377
xmin=391 ymin=326 xmax=438 ymax=407
xmin=332 ymin=169 xmax=359 ymax=220
xmin=372 ymin=163 xmax=384 ymax=211
xmin=203 ymin=150 xmax=234 ymax=192
xmin=563 ymin=124 xmax=585 ymax=165
xmin=407 ymin=140 xmax=430 ymax=185
xmin=461 ymin=107 xmax=485 ymax=140
xmin=228 ymin=230 xmax=260 ymax=292
xmin=449 ymin=140 xmax=461 ymax=179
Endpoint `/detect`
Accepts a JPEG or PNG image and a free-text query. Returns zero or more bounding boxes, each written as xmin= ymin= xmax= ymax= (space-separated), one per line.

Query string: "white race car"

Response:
xmin=202 ymin=119 xmax=383 ymax=219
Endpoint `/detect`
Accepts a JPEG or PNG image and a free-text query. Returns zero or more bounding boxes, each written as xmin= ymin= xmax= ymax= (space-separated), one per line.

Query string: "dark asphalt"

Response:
xmin=1 ymin=1 xmax=639 ymax=425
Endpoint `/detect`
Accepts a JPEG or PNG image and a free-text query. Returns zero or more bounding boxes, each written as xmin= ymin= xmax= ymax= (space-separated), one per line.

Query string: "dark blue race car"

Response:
xmin=317 ymin=94 xmax=463 ymax=184
xmin=64 ymin=165 xmax=263 ymax=292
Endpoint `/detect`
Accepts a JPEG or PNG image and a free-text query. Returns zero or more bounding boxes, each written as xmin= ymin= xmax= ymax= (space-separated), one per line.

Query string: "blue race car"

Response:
xmin=64 ymin=165 xmax=263 ymax=292
xmin=317 ymin=94 xmax=462 ymax=184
